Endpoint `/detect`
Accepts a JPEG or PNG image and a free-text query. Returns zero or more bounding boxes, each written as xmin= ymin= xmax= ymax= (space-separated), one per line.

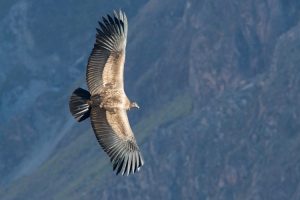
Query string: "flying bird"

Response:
xmin=69 ymin=10 xmax=144 ymax=176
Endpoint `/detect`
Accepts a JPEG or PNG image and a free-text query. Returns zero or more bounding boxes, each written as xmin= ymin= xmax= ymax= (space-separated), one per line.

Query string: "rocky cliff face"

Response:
xmin=0 ymin=0 xmax=300 ymax=199
xmin=0 ymin=0 xmax=147 ymax=183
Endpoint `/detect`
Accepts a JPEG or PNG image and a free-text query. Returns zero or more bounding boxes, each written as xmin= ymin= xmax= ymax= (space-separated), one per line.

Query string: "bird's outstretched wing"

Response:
xmin=90 ymin=106 xmax=144 ymax=175
xmin=86 ymin=10 xmax=128 ymax=95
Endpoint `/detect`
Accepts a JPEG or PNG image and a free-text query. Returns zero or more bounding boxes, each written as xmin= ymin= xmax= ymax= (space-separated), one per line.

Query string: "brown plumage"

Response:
xmin=69 ymin=10 xmax=144 ymax=176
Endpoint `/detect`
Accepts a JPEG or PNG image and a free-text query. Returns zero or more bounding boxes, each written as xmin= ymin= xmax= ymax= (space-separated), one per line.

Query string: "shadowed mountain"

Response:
xmin=0 ymin=0 xmax=300 ymax=199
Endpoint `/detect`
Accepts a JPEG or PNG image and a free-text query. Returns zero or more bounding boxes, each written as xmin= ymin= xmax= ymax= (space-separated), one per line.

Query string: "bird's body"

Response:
xmin=69 ymin=10 xmax=144 ymax=176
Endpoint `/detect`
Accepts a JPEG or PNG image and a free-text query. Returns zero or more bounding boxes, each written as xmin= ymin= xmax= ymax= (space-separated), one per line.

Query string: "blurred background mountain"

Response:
xmin=0 ymin=0 xmax=300 ymax=199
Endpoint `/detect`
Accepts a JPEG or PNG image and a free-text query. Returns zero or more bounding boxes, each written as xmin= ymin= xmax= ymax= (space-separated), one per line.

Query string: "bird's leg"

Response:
xmin=100 ymin=101 xmax=104 ymax=108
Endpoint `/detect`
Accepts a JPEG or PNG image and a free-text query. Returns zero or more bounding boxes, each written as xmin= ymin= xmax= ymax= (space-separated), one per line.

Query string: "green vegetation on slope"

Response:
xmin=0 ymin=91 xmax=193 ymax=200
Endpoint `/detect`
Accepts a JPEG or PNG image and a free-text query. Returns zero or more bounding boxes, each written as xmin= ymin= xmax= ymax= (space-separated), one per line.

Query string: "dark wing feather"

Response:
xmin=86 ymin=10 xmax=128 ymax=95
xmin=90 ymin=106 xmax=144 ymax=175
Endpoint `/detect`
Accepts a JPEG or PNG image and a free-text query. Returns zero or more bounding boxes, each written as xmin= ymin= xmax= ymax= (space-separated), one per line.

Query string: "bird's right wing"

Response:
xmin=86 ymin=10 xmax=128 ymax=95
xmin=90 ymin=106 xmax=144 ymax=175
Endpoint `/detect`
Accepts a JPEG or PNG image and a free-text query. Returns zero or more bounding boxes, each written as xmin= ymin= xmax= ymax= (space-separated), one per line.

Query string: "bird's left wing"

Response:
xmin=90 ymin=106 xmax=144 ymax=175
xmin=86 ymin=10 xmax=128 ymax=95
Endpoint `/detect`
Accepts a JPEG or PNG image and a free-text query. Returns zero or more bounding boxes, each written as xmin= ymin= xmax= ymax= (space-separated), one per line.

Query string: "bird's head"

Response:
xmin=130 ymin=101 xmax=140 ymax=109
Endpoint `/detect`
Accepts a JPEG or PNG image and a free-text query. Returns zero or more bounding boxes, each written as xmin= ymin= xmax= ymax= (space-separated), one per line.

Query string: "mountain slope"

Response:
xmin=1 ymin=0 xmax=300 ymax=200
xmin=0 ymin=0 xmax=147 ymax=184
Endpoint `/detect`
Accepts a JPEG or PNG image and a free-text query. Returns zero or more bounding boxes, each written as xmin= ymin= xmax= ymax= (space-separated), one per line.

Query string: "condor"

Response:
xmin=69 ymin=10 xmax=144 ymax=176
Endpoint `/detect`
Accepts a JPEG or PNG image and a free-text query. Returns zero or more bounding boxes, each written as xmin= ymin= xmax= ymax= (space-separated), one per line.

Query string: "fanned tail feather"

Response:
xmin=69 ymin=88 xmax=91 ymax=122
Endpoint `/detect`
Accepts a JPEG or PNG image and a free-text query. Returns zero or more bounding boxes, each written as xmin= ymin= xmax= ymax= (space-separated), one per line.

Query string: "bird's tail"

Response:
xmin=69 ymin=88 xmax=91 ymax=122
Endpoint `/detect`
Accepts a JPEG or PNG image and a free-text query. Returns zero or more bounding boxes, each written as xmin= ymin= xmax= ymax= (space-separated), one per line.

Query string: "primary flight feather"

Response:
xmin=69 ymin=10 xmax=144 ymax=176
